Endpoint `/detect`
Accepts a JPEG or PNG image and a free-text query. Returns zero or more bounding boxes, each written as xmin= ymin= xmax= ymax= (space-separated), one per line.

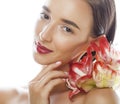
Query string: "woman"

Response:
xmin=1 ymin=0 xmax=119 ymax=104
xmin=28 ymin=0 xmax=120 ymax=104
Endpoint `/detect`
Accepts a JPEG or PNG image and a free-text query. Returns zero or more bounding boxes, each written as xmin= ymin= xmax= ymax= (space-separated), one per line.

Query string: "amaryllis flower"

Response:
xmin=92 ymin=36 xmax=120 ymax=88
xmin=66 ymin=35 xmax=120 ymax=98
xmin=66 ymin=42 xmax=95 ymax=98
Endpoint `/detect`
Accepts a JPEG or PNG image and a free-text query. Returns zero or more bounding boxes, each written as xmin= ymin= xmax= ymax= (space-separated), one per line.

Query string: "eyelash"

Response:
xmin=40 ymin=13 xmax=74 ymax=34
xmin=40 ymin=12 xmax=50 ymax=20
xmin=61 ymin=26 xmax=74 ymax=34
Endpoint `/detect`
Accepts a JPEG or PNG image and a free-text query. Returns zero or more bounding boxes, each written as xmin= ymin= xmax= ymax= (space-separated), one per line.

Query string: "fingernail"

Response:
xmin=55 ymin=61 xmax=62 ymax=65
xmin=62 ymin=79 xmax=66 ymax=82
xmin=64 ymin=72 xmax=68 ymax=76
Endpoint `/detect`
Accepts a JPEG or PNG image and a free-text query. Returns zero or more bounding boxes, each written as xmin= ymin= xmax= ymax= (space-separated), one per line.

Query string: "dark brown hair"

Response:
xmin=86 ymin=0 xmax=116 ymax=43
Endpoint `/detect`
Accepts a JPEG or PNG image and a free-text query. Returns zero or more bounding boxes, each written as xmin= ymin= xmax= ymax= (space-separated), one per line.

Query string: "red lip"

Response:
xmin=35 ymin=41 xmax=53 ymax=54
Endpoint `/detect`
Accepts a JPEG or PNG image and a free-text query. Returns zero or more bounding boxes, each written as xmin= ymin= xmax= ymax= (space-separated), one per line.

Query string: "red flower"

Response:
xmin=66 ymin=35 xmax=120 ymax=98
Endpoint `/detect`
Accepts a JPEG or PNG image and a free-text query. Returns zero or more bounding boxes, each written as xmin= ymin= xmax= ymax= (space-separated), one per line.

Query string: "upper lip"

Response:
xmin=35 ymin=41 xmax=53 ymax=52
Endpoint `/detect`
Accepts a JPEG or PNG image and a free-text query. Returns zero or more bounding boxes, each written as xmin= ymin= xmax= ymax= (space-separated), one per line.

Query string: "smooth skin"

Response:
xmin=29 ymin=0 xmax=120 ymax=104
xmin=0 ymin=0 xmax=119 ymax=104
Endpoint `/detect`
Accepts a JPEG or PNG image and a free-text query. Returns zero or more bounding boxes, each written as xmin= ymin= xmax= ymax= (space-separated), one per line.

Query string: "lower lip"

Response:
xmin=35 ymin=43 xmax=53 ymax=54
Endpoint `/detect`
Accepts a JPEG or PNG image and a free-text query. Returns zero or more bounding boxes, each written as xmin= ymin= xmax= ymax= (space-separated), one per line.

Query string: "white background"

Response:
xmin=0 ymin=0 xmax=45 ymax=87
xmin=0 ymin=0 xmax=120 ymax=91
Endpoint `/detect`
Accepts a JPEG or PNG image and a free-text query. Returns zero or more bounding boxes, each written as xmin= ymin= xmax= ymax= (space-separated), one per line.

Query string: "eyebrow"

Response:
xmin=42 ymin=6 xmax=51 ymax=13
xmin=42 ymin=6 xmax=80 ymax=30
xmin=61 ymin=19 xmax=80 ymax=30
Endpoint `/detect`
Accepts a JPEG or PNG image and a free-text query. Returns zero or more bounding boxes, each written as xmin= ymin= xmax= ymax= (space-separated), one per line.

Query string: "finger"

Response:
xmin=42 ymin=78 xmax=65 ymax=97
xmin=30 ymin=61 xmax=62 ymax=82
xmin=35 ymin=71 xmax=68 ymax=87
xmin=45 ymin=61 xmax=62 ymax=71
xmin=28 ymin=70 xmax=67 ymax=93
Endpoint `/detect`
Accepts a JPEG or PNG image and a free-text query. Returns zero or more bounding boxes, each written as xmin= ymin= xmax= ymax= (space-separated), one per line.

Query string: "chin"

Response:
xmin=33 ymin=51 xmax=72 ymax=66
xmin=33 ymin=52 xmax=55 ymax=65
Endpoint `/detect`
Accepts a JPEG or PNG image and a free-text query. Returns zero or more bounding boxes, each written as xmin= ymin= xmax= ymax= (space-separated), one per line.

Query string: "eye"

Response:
xmin=40 ymin=13 xmax=50 ymax=20
xmin=62 ymin=26 xmax=73 ymax=33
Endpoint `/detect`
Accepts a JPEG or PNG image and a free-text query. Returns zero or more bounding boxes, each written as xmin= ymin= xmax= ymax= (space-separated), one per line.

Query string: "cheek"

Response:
xmin=53 ymin=33 xmax=90 ymax=61
xmin=35 ymin=20 xmax=41 ymax=35
xmin=53 ymin=32 xmax=88 ymax=52
xmin=54 ymin=35 xmax=75 ymax=53
xmin=35 ymin=19 xmax=46 ymax=35
xmin=53 ymin=34 xmax=83 ymax=62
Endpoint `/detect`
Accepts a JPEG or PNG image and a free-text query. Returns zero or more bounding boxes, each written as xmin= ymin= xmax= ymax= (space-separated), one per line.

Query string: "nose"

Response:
xmin=39 ymin=24 xmax=53 ymax=42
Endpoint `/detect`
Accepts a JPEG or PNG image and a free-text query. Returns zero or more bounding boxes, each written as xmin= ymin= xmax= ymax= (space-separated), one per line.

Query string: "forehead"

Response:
xmin=44 ymin=0 xmax=93 ymax=29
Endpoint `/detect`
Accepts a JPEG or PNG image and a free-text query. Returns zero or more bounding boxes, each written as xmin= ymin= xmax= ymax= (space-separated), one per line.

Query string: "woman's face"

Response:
xmin=33 ymin=0 xmax=94 ymax=65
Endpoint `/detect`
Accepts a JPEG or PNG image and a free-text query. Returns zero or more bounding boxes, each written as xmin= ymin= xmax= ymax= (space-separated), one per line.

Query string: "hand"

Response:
xmin=28 ymin=61 xmax=68 ymax=104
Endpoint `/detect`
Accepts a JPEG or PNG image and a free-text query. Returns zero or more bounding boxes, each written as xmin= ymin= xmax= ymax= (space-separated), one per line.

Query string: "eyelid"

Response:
xmin=60 ymin=25 xmax=74 ymax=34
xmin=40 ymin=12 xmax=50 ymax=20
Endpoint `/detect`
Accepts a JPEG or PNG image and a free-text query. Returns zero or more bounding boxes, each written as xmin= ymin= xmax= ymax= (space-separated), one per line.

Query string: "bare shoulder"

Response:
xmin=85 ymin=88 xmax=120 ymax=104
xmin=0 ymin=88 xmax=28 ymax=104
